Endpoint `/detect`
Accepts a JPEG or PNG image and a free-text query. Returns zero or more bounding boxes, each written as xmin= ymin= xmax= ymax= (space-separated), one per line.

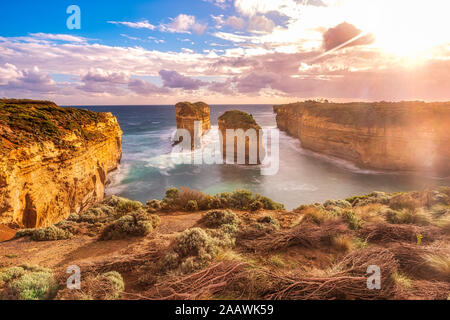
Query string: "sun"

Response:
xmin=338 ymin=0 xmax=450 ymax=57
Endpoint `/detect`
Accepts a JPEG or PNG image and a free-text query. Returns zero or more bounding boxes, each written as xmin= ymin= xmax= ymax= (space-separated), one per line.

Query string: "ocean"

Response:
xmin=77 ymin=105 xmax=450 ymax=210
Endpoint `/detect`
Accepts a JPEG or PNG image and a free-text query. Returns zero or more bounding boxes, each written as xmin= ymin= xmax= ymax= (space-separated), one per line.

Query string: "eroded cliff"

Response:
xmin=275 ymin=101 xmax=450 ymax=174
xmin=175 ymin=101 xmax=211 ymax=149
xmin=0 ymin=99 xmax=122 ymax=228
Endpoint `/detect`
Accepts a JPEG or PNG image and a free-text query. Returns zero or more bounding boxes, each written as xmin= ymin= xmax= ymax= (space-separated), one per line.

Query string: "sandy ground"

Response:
xmin=0 ymin=212 xmax=203 ymax=270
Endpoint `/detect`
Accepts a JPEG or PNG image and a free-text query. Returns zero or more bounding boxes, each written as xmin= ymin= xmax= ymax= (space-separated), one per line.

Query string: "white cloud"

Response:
xmin=226 ymin=16 xmax=246 ymax=30
xmin=0 ymin=63 xmax=21 ymax=85
xmin=160 ymin=14 xmax=207 ymax=35
xmin=202 ymin=0 xmax=232 ymax=9
xmin=108 ymin=20 xmax=156 ymax=30
xmin=248 ymin=15 xmax=275 ymax=33
xmin=29 ymin=33 xmax=88 ymax=43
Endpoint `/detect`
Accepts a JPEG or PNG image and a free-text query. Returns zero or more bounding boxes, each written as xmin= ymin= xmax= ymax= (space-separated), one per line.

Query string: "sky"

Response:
xmin=0 ymin=0 xmax=449 ymax=105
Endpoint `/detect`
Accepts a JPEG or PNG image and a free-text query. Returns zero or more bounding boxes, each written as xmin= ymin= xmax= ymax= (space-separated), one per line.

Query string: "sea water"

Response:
xmin=76 ymin=105 xmax=450 ymax=210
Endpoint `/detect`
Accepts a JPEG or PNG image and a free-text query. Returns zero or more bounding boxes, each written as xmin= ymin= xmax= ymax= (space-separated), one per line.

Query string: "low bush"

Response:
xmin=158 ymin=187 xmax=284 ymax=212
xmin=15 ymin=226 xmax=71 ymax=242
xmin=324 ymin=199 xmax=352 ymax=209
xmin=146 ymin=199 xmax=161 ymax=211
xmin=341 ymin=210 xmax=364 ymax=230
xmin=296 ymin=205 xmax=335 ymax=225
xmin=202 ymin=210 xmax=239 ymax=228
xmin=162 ymin=210 xmax=239 ymax=273
xmin=386 ymin=209 xmax=431 ymax=226
xmin=257 ymin=215 xmax=280 ymax=230
xmin=255 ymin=196 xmax=285 ymax=211
xmin=100 ymin=211 xmax=160 ymax=241
xmin=31 ymin=226 xmax=72 ymax=241
xmin=185 ymin=200 xmax=199 ymax=212
xmin=0 ymin=265 xmax=58 ymax=300
xmin=250 ymin=200 xmax=264 ymax=212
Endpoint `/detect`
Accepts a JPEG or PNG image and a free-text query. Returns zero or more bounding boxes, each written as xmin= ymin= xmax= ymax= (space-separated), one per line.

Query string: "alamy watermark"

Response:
xmin=67 ymin=5 xmax=81 ymax=30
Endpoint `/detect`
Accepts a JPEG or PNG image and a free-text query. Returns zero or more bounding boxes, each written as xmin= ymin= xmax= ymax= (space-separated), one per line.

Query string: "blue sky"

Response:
xmin=0 ymin=0 xmax=237 ymax=52
xmin=0 ymin=0 xmax=449 ymax=105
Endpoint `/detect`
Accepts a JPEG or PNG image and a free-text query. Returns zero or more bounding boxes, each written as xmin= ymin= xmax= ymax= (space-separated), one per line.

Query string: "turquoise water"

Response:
xmin=79 ymin=105 xmax=450 ymax=210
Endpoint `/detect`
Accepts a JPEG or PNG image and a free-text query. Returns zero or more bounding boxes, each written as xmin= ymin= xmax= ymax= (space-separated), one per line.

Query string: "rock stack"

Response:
xmin=175 ymin=102 xmax=211 ymax=149
xmin=218 ymin=110 xmax=264 ymax=165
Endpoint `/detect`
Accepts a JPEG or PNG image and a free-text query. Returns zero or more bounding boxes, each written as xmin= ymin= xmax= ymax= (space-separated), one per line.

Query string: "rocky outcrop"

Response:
xmin=0 ymin=99 xmax=122 ymax=228
xmin=218 ymin=110 xmax=264 ymax=165
xmin=275 ymin=101 xmax=450 ymax=174
xmin=175 ymin=102 xmax=211 ymax=149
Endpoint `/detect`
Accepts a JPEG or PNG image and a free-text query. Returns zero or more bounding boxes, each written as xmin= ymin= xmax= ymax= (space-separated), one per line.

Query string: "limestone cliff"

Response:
xmin=0 ymin=99 xmax=122 ymax=228
xmin=175 ymin=102 xmax=211 ymax=149
xmin=274 ymin=101 xmax=450 ymax=174
xmin=218 ymin=110 xmax=264 ymax=165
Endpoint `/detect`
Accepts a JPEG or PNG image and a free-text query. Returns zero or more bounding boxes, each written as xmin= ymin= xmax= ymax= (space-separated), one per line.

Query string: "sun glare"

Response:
xmin=338 ymin=0 xmax=450 ymax=57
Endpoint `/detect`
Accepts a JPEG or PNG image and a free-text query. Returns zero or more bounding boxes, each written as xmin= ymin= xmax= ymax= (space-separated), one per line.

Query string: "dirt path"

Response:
xmin=0 ymin=212 xmax=204 ymax=271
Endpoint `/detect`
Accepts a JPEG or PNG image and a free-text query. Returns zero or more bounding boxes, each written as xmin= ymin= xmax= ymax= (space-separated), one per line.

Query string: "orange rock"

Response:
xmin=218 ymin=110 xmax=264 ymax=165
xmin=275 ymin=101 xmax=450 ymax=174
xmin=0 ymin=100 xmax=122 ymax=228
xmin=175 ymin=102 xmax=211 ymax=149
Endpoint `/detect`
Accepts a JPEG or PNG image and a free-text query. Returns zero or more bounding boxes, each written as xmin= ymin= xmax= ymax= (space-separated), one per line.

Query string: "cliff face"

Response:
xmin=218 ymin=110 xmax=264 ymax=165
xmin=175 ymin=102 xmax=211 ymax=149
xmin=275 ymin=101 xmax=450 ymax=174
xmin=0 ymin=99 xmax=122 ymax=228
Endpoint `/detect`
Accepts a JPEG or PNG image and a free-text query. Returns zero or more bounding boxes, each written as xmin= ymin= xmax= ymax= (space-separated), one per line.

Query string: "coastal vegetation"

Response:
xmin=1 ymin=187 xmax=449 ymax=300
xmin=218 ymin=110 xmax=261 ymax=130
xmin=0 ymin=99 xmax=110 ymax=152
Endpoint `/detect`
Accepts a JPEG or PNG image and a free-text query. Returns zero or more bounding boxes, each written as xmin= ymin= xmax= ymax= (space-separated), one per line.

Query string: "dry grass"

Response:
xmin=359 ymin=223 xmax=442 ymax=244
xmin=354 ymin=204 xmax=386 ymax=223
xmin=241 ymin=219 xmax=349 ymax=253
xmin=139 ymin=261 xmax=248 ymax=300
xmin=263 ymin=248 xmax=399 ymax=300
xmin=330 ymin=235 xmax=354 ymax=252
xmin=424 ymin=254 xmax=450 ymax=279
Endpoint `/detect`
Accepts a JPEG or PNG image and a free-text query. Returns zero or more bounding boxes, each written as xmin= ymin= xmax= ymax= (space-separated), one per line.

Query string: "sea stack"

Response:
xmin=175 ymin=102 xmax=211 ymax=149
xmin=0 ymin=99 xmax=122 ymax=228
xmin=218 ymin=110 xmax=264 ymax=165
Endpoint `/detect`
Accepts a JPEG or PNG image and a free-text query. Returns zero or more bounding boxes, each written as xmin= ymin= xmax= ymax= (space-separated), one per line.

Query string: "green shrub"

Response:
xmin=185 ymin=200 xmax=199 ymax=212
xmin=174 ymin=228 xmax=217 ymax=258
xmin=347 ymin=191 xmax=391 ymax=206
xmin=324 ymin=199 xmax=352 ymax=209
xmin=14 ymin=229 xmax=35 ymax=239
xmin=216 ymin=192 xmax=232 ymax=207
xmin=165 ymin=188 xmax=179 ymax=201
xmin=198 ymin=195 xmax=216 ymax=210
xmin=31 ymin=226 xmax=72 ymax=241
xmin=257 ymin=215 xmax=280 ymax=230
xmin=250 ymin=200 xmax=264 ymax=212
xmin=341 ymin=210 xmax=364 ymax=230
xmin=67 ymin=213 xmax=80 ymax=221
xmin=255 ymin=196 xmax=285 ymax=210
xmin=100 ymin=211 xmax=160 ymax=240
xmin=146 ymin=199 xmax=161 ymax=210
xmin=385 ymin=208 xmax=431 ymax=226
xmin=0 ymin=265 xmax=57 ymax=300
xmin=97 ymin=272 xmax=124 ymax=300
xmin=202 ymin=210 xmax=239 ymax=228
xmin=230 ymin=190 xmax=253 ymax=209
